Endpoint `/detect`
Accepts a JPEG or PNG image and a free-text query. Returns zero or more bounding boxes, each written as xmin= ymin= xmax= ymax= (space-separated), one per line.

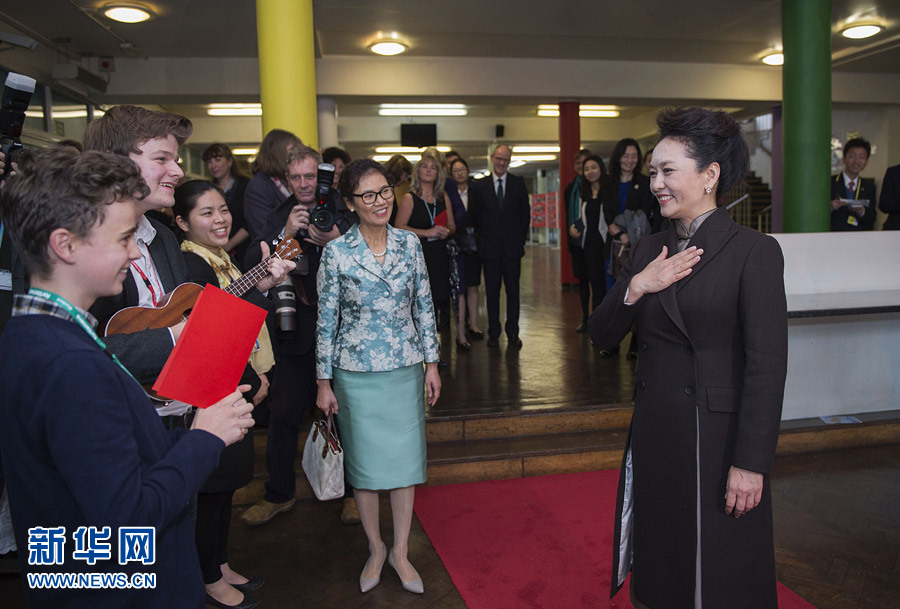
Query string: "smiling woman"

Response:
xmin=315 ymin=158 xmax=441 ymax=596
xmin=590 ymin=107 xmax=787 ymax=609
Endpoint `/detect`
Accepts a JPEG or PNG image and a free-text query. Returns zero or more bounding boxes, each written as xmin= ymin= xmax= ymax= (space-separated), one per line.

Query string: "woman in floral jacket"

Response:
xmin=316 ymin=159 xmax=440 ymax=596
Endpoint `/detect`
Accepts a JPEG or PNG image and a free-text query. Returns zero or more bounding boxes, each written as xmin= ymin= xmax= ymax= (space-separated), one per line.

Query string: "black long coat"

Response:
xmin=589 ymin=208 xmax=788 ymax=609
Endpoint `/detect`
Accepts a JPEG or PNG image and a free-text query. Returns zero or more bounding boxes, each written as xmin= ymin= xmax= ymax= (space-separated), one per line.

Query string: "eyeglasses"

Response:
xmin=352 ymin=185 xmax=395 ymax=205
xmin=452 ymin=168 xmax=468 ymax=175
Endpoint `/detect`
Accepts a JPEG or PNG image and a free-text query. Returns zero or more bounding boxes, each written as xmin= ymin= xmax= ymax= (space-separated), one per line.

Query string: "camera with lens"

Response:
xmin=300 ymin=163 xmax=336 ymax=237
xmin=0 ymin=72 xmax=37 ymax=182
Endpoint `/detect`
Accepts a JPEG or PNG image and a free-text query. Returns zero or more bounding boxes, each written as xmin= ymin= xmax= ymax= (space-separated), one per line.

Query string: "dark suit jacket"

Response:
xmin=0 ymin=314 xmax=223 ymax=608
xmin=89 ymin=217 xmax=188 ymax=384
xmin=590 ymin=207 xmax=787 ymax=608
xmin=469 ymin=173 xmax=530 ymax=259
xmin=830 ymin=172 xmax=877 ymax=231
xmin=878 ymin=164 xmax=900 ymax=230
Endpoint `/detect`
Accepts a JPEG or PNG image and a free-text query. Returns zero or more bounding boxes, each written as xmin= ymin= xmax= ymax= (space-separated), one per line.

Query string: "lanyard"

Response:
xmin=423 ymin=196 xmax=437 ymax=227
xmin=130 ymin=260 xmax=159 ymax=306
xmin=28 ymin=288 xmax=139 ymax=384
xmin=0 ymin=222 xmax=4 ymax=251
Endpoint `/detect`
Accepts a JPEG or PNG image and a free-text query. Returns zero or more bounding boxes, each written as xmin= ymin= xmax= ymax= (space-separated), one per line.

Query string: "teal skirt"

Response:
xmin=333 ymin=364 xmax=427 ymax=490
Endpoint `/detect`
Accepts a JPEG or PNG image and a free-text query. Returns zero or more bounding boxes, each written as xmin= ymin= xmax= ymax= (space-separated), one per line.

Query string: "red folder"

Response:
xmin=153 ymin=285 xmax=267 ymax=408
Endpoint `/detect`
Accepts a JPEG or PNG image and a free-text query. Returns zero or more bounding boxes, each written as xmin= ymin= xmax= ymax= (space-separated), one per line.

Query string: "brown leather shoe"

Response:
xmin=341 ymin=497 xmax=361 ymax=524
xmin=239 ymin=498 xmax=295 ymax=526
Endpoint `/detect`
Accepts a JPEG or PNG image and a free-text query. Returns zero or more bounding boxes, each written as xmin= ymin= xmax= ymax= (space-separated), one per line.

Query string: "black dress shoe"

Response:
xmin=232 ymin=577 xmax=264 ymax=593
xmin=456 ymin=340 xmax=471 ymax=351
xmin=468 ymin=329 xmax=485 ymax=340
xmin=508 ymin=336 xmax=523 ymax=349
xmin=487 ymin=337 xmax=499 ymax=347
xmin=205 ymin=591 xmax=260 ymax=609
xmin=575 ymin=322 xmax=587 ymax=333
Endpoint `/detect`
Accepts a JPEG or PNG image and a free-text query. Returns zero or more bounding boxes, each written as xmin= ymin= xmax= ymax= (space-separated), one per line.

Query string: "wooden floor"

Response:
xmin=1 ymin=245 xmax=898 ymax=607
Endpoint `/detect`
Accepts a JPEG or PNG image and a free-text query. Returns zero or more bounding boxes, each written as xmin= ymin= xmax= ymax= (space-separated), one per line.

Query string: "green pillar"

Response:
xmin=782 ymin=0 xmax=831 ymax=233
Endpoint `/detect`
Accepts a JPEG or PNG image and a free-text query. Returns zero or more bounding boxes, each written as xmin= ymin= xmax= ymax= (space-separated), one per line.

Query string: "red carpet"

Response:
xmin=415 ymin=470 xmax=815 ymax=609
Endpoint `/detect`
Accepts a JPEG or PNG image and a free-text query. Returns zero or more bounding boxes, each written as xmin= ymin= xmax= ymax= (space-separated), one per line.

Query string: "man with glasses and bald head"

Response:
xmin=470 ymin=144 xmax=531 ymax=349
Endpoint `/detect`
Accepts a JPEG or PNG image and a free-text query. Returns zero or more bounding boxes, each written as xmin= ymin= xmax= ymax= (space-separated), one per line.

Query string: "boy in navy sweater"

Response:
xmin=0 ymin=147 xmax=254 ymax=608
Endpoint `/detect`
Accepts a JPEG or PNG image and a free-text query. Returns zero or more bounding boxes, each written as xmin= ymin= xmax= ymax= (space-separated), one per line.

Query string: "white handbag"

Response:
xmin=301 ymin=415 xmax=345 ymax=501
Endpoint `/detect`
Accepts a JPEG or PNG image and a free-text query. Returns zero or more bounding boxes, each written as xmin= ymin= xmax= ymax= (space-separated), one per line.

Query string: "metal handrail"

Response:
xmin=725 ymin=193 xmax=751 ymax=210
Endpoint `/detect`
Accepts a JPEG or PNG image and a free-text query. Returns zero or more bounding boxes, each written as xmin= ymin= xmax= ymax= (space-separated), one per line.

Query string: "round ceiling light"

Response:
xmin=841 ymin=24 xmax=883 ymax=39
xmin=369 ymin=40 xmax=408 ymax=56
xmin=762 ymin=52 xmax=784 ymax=66
xmin=103 ymin=4 xmax=154 ymax=23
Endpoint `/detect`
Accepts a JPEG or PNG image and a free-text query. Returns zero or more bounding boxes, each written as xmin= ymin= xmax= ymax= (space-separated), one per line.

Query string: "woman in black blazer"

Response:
xmin=590 ymin=108 xmax=787 ymax=609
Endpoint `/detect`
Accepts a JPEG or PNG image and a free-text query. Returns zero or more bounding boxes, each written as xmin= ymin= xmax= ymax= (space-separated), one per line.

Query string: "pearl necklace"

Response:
xmin=371 ymin=248 xmax=387 ymax=257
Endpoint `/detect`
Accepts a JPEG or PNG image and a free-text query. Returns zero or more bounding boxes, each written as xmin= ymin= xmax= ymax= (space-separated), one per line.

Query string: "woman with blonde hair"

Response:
xmin=395 ymin=148 xmax=456 ymax=327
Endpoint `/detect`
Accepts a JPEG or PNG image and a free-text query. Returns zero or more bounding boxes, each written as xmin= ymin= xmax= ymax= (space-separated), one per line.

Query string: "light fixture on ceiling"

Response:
xmin=512 ymin=145 xmax=561 ymax=153
xmin=102 ymin=3 xmax=155 ymax=23
xmin=207 ymin=103 xmax=262 ymax=117
xmin=232 ymin=148 xmax=259 ymax=156
xmin=378 ymin=103 xmax=467 ymax=117
xmin=511 ymin=155 xmax=557 ymax=163
xmin=537 ymin=104 xmax=619 ymax=118
xmin=368 ymin=32 xmax=409 ymax=56
xmin=841 ymin=23 xmax=883 ymax=39
xmin=761 ymin=52 xmax=784 ymax=66
xmin=375 ymin=146 xmax=451 ymax=153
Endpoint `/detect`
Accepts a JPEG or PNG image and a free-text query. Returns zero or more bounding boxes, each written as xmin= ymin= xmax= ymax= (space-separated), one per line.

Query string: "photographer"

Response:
xmin=241 ymin=145 xmax=356 ymax=527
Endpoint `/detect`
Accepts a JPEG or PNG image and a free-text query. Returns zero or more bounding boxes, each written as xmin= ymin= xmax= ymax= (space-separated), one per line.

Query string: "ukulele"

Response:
xmin=105 ymin=238 xmax=301 ymax=339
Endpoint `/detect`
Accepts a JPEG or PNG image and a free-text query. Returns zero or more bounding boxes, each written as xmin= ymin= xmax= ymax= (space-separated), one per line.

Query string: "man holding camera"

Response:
xmin=241 ymin=145 xmax=356 ymax=526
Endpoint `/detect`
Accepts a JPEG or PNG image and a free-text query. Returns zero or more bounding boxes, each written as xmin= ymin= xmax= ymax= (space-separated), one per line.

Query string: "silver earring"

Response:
xmin=704 ymin=187 xmax=712 ymax=195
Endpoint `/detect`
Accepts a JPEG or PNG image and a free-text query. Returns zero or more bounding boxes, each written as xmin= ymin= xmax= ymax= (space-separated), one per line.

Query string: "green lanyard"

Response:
xmin=28 ymin=288 xmax=139 ymax=384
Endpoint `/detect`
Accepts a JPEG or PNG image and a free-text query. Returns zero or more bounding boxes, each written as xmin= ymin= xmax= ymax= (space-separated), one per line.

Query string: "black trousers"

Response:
xmin=195 ymin=490 xmax=233 ymax=584
xmin=483 ymin=256 xmax=522 ymax=339
xmin=264 ymin=351 xmax=316 ymax=503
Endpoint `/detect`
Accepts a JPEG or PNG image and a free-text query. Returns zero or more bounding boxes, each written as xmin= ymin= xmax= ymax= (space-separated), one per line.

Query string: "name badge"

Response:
xmin=0 ymin=269 xmax=12 ymax=292
xmin=847 ymin=215 xmax=859 ymax=227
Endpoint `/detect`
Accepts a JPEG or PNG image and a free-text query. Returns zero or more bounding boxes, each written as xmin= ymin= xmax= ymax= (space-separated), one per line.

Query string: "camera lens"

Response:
xmin=311 ymin=206 xmax=335 ymax=232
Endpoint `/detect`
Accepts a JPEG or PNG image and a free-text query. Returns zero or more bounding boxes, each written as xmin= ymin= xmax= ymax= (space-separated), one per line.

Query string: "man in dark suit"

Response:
xmin=830 ymin=137 xmax=877 ymax=231
xmin=471 ymin=144 xmax=530 ymax=348
xmin=878 ymin=164 xmax=900 ymax=230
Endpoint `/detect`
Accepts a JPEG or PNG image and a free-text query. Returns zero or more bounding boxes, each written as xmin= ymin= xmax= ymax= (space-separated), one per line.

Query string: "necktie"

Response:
xmin=497 ymin=179 xmax=504 ymax=209
xmin=848 ymin=180 xmax=855 ymax=195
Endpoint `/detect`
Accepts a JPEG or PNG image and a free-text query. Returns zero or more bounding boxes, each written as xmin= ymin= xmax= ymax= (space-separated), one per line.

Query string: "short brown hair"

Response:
xmin=251 ymin=129 xmax=303 ymax=179
xmin=83 ymin=105 xmax=193 ymax=156
xmin=0 ymin=148 xmax=148 ymax=279
xmin=286 ymin=145 xmax=322 ymax=168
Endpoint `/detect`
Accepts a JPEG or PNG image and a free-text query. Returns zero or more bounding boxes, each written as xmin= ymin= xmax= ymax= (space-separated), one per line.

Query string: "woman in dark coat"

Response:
xmin=589 ymin=107 xmax=788 ymax=609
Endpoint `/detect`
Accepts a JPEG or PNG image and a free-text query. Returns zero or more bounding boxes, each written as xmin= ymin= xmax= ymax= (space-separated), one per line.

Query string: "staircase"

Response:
xmin=233 ymin=405 xmax=900 ymax=505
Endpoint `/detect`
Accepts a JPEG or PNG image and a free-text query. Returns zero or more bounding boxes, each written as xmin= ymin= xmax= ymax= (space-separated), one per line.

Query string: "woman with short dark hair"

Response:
xmin=590 ymin=107 xmax=787 ymax=609
xmin=316 ymin=159 xmax=440 ymax=596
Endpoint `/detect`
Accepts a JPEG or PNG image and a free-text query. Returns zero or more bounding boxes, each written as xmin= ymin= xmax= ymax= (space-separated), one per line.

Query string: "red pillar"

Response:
xmin=558 ymin=100 xmax=580 ymax=286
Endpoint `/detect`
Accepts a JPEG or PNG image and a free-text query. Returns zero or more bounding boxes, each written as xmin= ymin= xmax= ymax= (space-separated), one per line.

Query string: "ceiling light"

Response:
xmin=369 ymin=41 xmax=408 ymax=56
xmin=378 ymin=104 xmax=466 ymax=117
xmin=513 ymin=145 xmax=561 ymax=153
xmin=841 ymin=24 xmax=883 ymax=39
xmin=232 ymin=148 xmax=259 ymax=156
xmin=536 ymin=104 xmax=619 ymax=118
xmin=207 ymin=104 xmax=263 ymax=117
xmin=761 ymin=52 xmax=784 ymax=66
xmin=103 ymin=4 xmax=154 ymax=23
xmin=368 ymin=32 xmax=409 ymax=56
xmin=509 ymin=160 xmax=527 ymax=168
xmin=511 ymin=155 xmax=557 ymax=163
xmin=375 ymin=146 xmax=451 ymax=153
